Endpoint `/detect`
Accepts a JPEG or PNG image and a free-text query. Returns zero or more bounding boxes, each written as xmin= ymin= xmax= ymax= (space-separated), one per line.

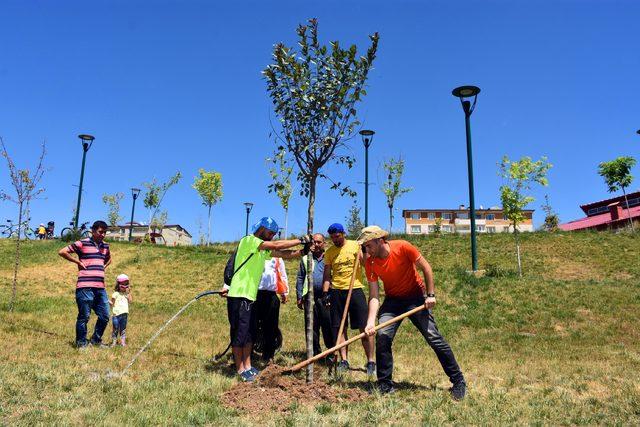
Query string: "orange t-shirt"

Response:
xmin=365 ymin=240 xmax=425 ymax=298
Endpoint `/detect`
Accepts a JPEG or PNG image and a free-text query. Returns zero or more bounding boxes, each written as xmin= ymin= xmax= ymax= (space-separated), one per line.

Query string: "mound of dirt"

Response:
xmin=221 ymin=365 xmax=368 ymax=414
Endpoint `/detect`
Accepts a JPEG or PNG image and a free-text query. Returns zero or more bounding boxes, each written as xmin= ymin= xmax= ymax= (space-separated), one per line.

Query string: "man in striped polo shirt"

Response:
xmin=58 ymin=220 xmax=112 ymax=348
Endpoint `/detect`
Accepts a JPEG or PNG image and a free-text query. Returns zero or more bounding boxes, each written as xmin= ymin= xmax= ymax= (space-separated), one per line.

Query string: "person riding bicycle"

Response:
xmin=46 ymin=221 xmax=55 ymax=239
xmin=37 ymin=223 xmax=47 ymax=240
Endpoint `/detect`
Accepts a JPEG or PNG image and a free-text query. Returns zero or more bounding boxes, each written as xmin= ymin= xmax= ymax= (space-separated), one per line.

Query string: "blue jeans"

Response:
xmin=75 ymin=287 xmax=110 ymax=346
xmin=112 ymin=313 xmax=128 ymax=339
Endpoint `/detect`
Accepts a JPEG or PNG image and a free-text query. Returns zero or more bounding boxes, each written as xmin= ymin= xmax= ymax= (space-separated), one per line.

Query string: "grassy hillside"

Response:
xmin=1 ymin=232 xmax=639 ymax=425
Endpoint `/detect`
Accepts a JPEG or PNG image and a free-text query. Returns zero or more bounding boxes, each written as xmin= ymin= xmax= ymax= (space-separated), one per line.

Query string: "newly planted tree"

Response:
xmin=0 ymin=138 xmax=47 ymax=311
xmin=598 ymin=156 xmax=636 ymax=231
xmin=345 ymin=202 xmax=364 ymax=238
xmin=499 ymin=155 xmax=551 ymax=277
xmin=541 ymin=194 xmax=559 ymax=232
xmin=192 ymin=169 xmax=223 ymax=245
xmin=381 ymin=157 xmax=412 ymax=233
xmin=268 ymin=151 xmax=293 ymax=238
xmin=142 ymin=172 xmax=182 ymax=242
xmin=263 ymin=18 xmax=378 ymax=381
xmin=102 ymin=192 xmax=124 ymax=227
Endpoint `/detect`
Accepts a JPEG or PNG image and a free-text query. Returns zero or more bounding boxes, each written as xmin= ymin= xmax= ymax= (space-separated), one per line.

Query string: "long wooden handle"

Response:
xmin=334 ymin=255 xmax=360 ymax=351
xmin=288 ymin=304 xmax=426 ymax=373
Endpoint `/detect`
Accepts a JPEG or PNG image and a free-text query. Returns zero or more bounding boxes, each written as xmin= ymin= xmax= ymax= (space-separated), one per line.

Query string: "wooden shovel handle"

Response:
xmin=288 ymin=304 xmax=426 ymax=373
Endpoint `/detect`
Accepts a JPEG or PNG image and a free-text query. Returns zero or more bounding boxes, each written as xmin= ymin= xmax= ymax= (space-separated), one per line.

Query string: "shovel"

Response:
xmin=288 ymin=304 xmax=426 ymax=373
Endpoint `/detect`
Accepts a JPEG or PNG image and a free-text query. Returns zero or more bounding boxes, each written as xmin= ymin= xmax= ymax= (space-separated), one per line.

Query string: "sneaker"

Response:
xmin=247 ymin=367 xmax=260 ymax=378
xmin=378 ymin=382 xmax=396 ymax=395
xmin=238 ymin=370 xmax=255 ymax=382
xmin=365 ymin=361 xmax=376 ymax=381
xmin=90 ymin=341 xmax=109 ymax=349
xmin=335 ymin=360 xmax=350 ymax=379
xmin=451 ymin=380 xmax=466 ymax=401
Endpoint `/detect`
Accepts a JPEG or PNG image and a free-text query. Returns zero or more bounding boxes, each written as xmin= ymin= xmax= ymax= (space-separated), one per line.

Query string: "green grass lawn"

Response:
xmin=1 ymin=231 xmax=639 ymax=425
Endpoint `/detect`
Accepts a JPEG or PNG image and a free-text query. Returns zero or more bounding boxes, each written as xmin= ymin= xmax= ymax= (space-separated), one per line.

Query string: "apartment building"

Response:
xmin=107 ymin=223 xmax=193 ymax=246
xmin=402 ymin=205 xmax=534 ymax=235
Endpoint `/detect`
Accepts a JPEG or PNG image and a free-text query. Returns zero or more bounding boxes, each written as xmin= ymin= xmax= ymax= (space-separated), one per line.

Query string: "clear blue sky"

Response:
xmin=1 ymin=0 xmax=639 ymax=242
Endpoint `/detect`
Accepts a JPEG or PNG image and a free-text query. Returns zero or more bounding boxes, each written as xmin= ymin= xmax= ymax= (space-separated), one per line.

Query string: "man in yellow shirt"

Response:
xmin=322 ymin=223 xmax=375 ymax=379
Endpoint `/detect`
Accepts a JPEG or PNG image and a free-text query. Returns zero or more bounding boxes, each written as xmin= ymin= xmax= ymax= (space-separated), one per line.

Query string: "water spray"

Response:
xmin=116 ymin=290 xmax=224 ymax=377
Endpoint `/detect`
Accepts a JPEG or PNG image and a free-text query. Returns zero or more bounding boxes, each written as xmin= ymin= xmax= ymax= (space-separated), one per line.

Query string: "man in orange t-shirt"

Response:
xmin=360 ymin=225 xmax=466 ymax=400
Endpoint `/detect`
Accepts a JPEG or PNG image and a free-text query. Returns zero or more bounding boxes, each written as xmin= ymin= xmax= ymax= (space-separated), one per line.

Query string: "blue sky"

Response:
xmin=1 ymin=0 xmax=639 ymax=242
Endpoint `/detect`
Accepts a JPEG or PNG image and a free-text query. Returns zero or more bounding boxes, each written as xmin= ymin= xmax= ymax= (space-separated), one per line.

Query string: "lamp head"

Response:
xmin=131 ymin=188 xmax=141 ymax=198
xmin=359 ymin=129 xmax=375 ymax=147
xmin=452 ymin=86 xmax=481 ymax=98
xmin=244 ymin=202 xmax=254 ymax=212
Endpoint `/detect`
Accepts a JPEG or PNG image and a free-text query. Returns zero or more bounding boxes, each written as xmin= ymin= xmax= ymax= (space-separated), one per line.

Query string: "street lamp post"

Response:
xmin=244 ymin=202 xmax=254 ymax=235
xmin=128 ymin=188 xmax=141 ymax=242
xmin=74 ymin=134 xmax=95 ymax=230
xmin=452 ymin=86 xmax=481 ymax=272
xmin=359 ymin=130 xmax=375 ymax=226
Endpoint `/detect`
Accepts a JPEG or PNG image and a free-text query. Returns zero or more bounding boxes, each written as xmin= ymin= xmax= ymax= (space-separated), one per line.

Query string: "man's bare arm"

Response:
xmin=322 ymin=264 xmax=332 ymax=293
xmin=259 ymin=238 xmax=302 ymax=251
xmin=365 ymin=281 xmax=380 ymax=336
xmin=271 ymin=248 xmax=304 ymax=259
xmin=414 ymin=256 xmax=435 ymax=295
xmin=58 ymin=248 xmax=85 ymax=269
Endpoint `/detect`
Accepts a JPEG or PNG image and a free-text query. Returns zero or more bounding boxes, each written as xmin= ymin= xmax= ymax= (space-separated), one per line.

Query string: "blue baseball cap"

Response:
xmin=327 ymin=223 xmax=345 ymax=234
xmin=252 ymin=217 xmax=279 ymax=234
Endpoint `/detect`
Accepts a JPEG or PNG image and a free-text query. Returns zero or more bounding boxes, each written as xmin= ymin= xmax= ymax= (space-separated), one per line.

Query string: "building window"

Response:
xmin=428 ymin=212 xmax=436 ymax=220
xmin=442 ymin=212 xmax=452 ymax=220
xmin=410 ymin=225 xmax=421 ymax=234
xmin=410 ymin=212 xmax=420 ymax=220
xmin=486 ymin=213 xmax=495 ymax=220
xmin=427 ymin=225 xmax=436 ymax=233
xmin=487 ymin=226 xmax=496 ymax=233
xmin=442 ymin=225 xmax=453 ymax=233
xmin=475 ymin=213 xmax=483 ymax=219
xmin=457 ymin=212 xmax=469 ymax=219
xmin=476 ymin=225 xmax=485 ymax=232
xmin=503 ymin=226 xmax=510 ymax=232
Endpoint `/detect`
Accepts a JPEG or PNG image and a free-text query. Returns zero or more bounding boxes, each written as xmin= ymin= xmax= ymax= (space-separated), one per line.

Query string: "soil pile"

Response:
xmin=221 ymin=365 xmax=368 ymax=413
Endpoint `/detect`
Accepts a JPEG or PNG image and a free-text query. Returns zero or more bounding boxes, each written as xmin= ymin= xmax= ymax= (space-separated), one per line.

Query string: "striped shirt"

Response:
xmin=66 ymin=238 xmax=111 ymax=289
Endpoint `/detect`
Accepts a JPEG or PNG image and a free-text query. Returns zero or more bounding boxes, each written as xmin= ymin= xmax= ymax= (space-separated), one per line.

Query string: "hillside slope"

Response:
xmin=0 ymin=232 xmax=638 ymax=425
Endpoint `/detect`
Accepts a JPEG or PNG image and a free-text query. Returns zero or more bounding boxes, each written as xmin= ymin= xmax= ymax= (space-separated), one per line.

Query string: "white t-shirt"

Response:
xmin=111 ymin=291 xmax=129 ymax=316
xmin=258 ymin=258 xmax=289 ymax=295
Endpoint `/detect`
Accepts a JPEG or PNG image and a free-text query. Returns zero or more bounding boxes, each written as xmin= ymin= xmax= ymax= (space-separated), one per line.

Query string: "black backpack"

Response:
xmin=223 ymin=249 xmax=254 ymax=286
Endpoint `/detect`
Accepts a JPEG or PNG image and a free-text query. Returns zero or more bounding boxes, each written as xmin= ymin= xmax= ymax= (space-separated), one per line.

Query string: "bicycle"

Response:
xmin=0 ymin=219 xmax=35 ymax=240
xmin=60 ymin=221 xmax=91 ymax=239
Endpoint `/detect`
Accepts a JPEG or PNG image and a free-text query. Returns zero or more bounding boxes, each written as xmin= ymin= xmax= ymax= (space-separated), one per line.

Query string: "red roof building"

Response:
xmin=559 ymin=190 xmax=640 ymax=231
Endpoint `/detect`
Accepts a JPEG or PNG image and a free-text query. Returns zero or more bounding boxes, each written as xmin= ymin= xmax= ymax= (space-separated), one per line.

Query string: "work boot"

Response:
xmin=365 ymin=361 xmax=376 ymax=381
xmin=451 ymin=380 xmax=466 ymax=401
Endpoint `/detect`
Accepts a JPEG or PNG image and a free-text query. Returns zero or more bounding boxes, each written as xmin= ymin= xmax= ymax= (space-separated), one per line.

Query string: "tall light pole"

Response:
xmin=359 ymin=129 xmax=375 ymax=226
xmin=452 ymin=86 xmax=481 ymax=272
xmin=244 ymin=202 xmax=254 ymax=235
xmin=128 ymin=188 xmax=141 ymax=242
xmin=74 ymin=134 xmax=95 ymax=230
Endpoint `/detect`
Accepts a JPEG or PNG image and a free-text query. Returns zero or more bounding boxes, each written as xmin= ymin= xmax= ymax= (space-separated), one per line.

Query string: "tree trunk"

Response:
xmin=622 ymin=187 xmax=635 ymax=232
xmin=389 ymin=205 xmax=393 ymax=234
xmin=305 ymin=175 xmax=316 ymax=383
xmin=207 ymin=205 xmax=212 ymax=246
xmin=10 ymin=201 xmax=24 ymax=311
xmin=514 ymin=225 xmax=522 ymax=278
xmin=284 ymin=208 xmax=288 ymax=239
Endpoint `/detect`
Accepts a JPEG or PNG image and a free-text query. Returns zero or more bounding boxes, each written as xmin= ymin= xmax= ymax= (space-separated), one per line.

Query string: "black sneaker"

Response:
xmin=451 ymin=380 xmax=466 ymax=401
xmin=378 ymin=382 xmax=396 ymax=395
xmin=335 ymin=360 xmax=350 ymax=379
xmin=365 ymin=361 xmax=376 ymax=381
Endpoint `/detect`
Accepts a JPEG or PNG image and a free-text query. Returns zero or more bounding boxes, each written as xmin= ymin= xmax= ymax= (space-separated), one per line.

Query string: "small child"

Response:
xmin=109 ymin=274 xmax=132 ymax=346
